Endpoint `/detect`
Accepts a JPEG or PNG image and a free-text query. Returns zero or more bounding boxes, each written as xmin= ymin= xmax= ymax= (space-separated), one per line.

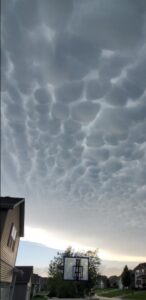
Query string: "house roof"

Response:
xmin=0 ymin=196 xmax=25 ymax=236
xmin=0 ymin=196 xmax=24 ymax=208
xmin=15 ymin=266 xmax=33 ymax=284
xmin=134 ymin=263 xmax=146 ymax=270
xmin=109 ymin=275 xmax=118 ymax=281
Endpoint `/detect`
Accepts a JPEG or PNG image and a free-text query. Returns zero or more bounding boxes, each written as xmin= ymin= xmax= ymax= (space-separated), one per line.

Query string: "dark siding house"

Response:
xmin=96 ymin=275 xmax=109 ymax=289
xmin=40 ymin=277 xmax=48 ymax=291
xmin=12 ymin=266 xmax=33 ymax=300
xmin=109 ymin=275 xmax=119 ymax=288
xmin=134 ymin=263 xmax=146 ymax=289
xmin=0 ymin=196 xmax=25 ymax=300
xmin=31 ymin=273 xmax=42 ymax=297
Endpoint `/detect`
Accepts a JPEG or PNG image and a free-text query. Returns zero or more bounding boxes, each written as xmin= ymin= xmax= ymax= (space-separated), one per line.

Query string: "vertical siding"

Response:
xmin=0 ymin=206 xmax=20 ymax=283
xmin=0 ymin=282 xmax=10 ymax=300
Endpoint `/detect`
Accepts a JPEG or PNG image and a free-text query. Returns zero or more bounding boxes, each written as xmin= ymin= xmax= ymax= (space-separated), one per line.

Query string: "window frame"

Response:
xmin=7 ymin=223 xmax=17 ymax=251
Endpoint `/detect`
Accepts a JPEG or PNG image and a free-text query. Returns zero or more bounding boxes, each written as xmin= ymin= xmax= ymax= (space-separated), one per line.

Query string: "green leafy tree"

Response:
xmin=121 ymin=265 xmax=131 ymax=288
xmin=48 ymin=246 xmax=100 ymax=297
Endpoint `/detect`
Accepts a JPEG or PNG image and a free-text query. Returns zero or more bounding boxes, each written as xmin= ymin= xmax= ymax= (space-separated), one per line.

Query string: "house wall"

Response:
xmin=0 ymin=206 xmax=20 ymax=283
xmin=0 ymin=282 xmax=10 ymax=300
xmin=12 ymin=284 xmax=31 ymax=300
xmin=26 ymin=286 xmax=31 ymax=300
xmin=12 ymin=284 xmax=27 ymax=300
xmin=40 ymin=278 xmax=48 ymax=290
xmin=27 ymin=277 xmax=32 ymax=288
xmin=135 ymin=266 xmax=146 ymax=289
xmin=12 ymin=276 xmax=32 ymax=300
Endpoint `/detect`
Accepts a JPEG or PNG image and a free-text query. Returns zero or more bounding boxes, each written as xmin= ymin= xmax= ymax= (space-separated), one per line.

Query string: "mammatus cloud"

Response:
xmin=1 ymin=0 xmax=146 ymax=261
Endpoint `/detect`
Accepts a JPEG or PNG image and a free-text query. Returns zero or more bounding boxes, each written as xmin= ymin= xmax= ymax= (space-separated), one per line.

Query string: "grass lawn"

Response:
xmin=31 ymin=291 xmax=48 ymax=300
xmin=96 ymin=288 xmax=146 ymax=299
xmin=96 ymin=288 xmax=130 ymax=297
xmin=123 ymin=290 xmax=146 ymax=300
xmin=102 ymin=290 xmax=130 ymax=297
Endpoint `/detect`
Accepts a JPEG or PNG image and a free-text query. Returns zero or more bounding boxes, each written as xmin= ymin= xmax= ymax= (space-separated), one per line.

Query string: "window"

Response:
xmin=7 ymin=223 xmax=17 ymax=251
xmin=136 ymin=279 xmax=141 ymax=285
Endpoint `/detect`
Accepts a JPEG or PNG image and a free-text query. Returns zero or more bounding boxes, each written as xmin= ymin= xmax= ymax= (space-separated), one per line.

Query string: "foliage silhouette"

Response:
xmin=48 ymin=246 xmax=100 ymax=297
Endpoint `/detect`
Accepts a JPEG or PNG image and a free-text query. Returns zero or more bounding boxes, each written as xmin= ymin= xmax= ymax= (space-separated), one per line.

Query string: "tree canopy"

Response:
xmin=48 ymin=246 xmax=100 ymax=297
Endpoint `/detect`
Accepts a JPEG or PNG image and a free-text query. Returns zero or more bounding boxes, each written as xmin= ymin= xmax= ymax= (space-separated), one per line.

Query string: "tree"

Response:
xmin=121 ymin=265 xmax=131 ymax=288
xmin=48 ymin=246 xmax=100 ymax=297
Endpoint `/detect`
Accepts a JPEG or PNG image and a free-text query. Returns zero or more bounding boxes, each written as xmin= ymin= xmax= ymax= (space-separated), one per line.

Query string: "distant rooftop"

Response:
xmin=0 ymin=196 xmax=25 ymax=209
xmin=134 ymin=263 xmax=146 ymax=270
xmin=15 ymin=266 xmax=33 ymax=283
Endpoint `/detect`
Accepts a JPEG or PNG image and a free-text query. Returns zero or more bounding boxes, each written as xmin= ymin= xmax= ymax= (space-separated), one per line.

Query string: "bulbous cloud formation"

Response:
xmin=1 ymin=0 xmax=146 ymax=259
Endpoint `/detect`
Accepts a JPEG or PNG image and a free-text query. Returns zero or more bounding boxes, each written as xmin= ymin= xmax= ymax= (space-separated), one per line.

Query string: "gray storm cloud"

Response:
xmin=1 ymin=0 xmax=146 ymax=257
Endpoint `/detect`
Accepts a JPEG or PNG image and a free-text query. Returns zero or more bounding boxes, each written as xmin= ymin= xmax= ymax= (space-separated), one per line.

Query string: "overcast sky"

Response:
xmin=1 ymin=0 xmax=146 ymax=265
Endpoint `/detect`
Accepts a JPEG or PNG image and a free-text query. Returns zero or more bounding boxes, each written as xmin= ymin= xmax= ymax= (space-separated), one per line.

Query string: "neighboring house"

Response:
xmin=118 ymin=276 xmax=123 ymax=290
xmin=40 ymin=277 xmax=48 ymax=291
xmin=134 ymin=263 xmax=146 ymax=289
xmin=109 ymin=275 xmax=119 ymax=288
xmin=12 ymin=266 xmax=33 ymax=300
xmin=96 ymin=275 xmax=109 ymax=289
xmin=31 ymin=273 xmax=42 ymax=297
xmin=0 ymin=196 xmax=25 ymax=300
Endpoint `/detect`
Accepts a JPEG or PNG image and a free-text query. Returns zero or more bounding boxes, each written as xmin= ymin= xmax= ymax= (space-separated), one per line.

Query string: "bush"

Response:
xmin=47 ymin=290 xmax=56 ymax=298
xmin=33 ymin=294 xmax=46 ymax=299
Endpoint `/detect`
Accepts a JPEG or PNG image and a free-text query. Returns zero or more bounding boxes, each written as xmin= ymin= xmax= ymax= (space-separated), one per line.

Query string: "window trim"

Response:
xmin=7 ymin=223 xmax=17 ymax=251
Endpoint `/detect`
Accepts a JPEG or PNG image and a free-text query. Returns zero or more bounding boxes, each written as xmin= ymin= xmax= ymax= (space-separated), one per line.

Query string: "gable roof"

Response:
xmin=134 ymin=263 xmax=146 ymax=270
xmin=0 ymin=196 xmax=25 ymax=236
xmin=15 ymin=266 xmax=33 ymax=284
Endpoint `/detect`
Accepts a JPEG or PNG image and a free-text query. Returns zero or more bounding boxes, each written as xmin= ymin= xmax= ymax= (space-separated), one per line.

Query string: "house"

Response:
xmin=0 ymin=196 xmax=25 ymax=300
xmin=31 ymin=273 xmax=42 ymax=297
xmin=12 ymin=266 xmax=33 ymax=300
xmin=134 ymin=263 xmax=146 ymax=289
xmin=40 ymin=277 xmax=48 ymax=291
xmin=96 ymin=275 xmax=109 ymax=289
xmin=118 ymin=276 xmax=123 ymax=290
xmin=109 ymin=275 xmax=119 ymax=288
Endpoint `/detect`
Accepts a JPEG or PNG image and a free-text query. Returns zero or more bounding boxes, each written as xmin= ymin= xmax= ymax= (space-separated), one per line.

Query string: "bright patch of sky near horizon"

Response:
xmin=1 ymin=0 xmax=146 ymax=267
xmin=16 ymin=240 xmax=143 ymax=278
